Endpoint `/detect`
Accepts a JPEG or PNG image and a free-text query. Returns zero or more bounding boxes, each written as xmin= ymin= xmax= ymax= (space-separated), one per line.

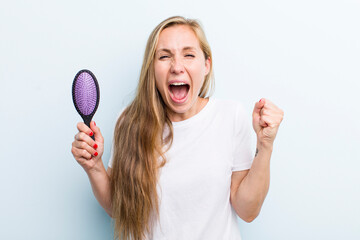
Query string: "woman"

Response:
xmin=71 ymin=16 xmax=284 ymax=240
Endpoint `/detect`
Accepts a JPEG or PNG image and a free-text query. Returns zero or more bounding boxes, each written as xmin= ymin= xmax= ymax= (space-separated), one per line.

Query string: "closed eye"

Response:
xmin=159 ymin=55 xmax=169 ymax=59
xmin=185 ymin=54 xmax=195 ymax=57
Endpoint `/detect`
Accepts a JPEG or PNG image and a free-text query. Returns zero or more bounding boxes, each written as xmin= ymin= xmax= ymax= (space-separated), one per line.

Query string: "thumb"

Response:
xmin=253 ymin=98 xmax=265 ymax=119
xmin=252 ymin=99 xmax=265 ymax=132
xmin=90 ymin=121 xmax=104 ymax=143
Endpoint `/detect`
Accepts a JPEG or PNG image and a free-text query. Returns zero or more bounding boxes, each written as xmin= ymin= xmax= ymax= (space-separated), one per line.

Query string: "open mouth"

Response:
xmin=168 ymin=83 xmax=190 ymax=102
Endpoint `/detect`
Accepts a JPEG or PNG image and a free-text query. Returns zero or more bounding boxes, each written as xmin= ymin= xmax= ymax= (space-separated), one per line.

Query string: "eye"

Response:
xmin=159 ymin=55 xmax=169 ymax=60
xmin=185 ymin=54 xmax=195 ymax=58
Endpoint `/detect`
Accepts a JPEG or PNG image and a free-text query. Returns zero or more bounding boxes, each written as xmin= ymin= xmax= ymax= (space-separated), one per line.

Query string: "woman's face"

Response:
xmin=154 ymin=25 xmax=210 ymax=122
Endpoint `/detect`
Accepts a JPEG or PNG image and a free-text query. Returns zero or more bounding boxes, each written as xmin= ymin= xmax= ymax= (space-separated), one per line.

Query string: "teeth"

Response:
xmin=170 ymin=82 xmax=187 ymax=86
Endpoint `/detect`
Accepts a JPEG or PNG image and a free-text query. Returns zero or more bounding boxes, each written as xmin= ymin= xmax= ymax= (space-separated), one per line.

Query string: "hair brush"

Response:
xmin=72 ymin=69 xmax=100 ymax=140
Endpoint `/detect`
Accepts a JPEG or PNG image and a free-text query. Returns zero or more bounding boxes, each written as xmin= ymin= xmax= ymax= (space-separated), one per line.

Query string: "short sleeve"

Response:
xmin=232 ymin=103 xmax=254 ymax=171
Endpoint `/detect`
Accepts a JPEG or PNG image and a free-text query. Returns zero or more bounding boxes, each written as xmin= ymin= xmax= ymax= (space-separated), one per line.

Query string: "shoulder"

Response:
xmin=211 ymin=98 xmax=246 ymax=116
xmin=208 ymin=98 xmax=249 ymax=131
xmin=212 ymin=98 xmax=251 ymax=131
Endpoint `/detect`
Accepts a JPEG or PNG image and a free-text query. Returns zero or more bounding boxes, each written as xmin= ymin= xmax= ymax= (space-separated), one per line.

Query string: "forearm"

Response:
xmin=234 ymin=140 xmax=273 ymax=222
xmin=85 ymin=159 xmax=112 ymax=217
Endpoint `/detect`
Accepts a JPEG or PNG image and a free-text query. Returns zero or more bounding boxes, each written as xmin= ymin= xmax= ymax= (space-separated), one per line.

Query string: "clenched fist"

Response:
xmin=252 ymin=98 xmax=284 ymax=146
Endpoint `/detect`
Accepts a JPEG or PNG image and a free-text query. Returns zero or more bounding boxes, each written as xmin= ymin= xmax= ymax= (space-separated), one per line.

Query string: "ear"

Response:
xmin=205 ymin=57 xmax=211 ymax=76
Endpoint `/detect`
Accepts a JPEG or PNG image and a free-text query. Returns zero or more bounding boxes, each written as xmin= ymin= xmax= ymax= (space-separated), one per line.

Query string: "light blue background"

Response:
xmin=1 ymin=0 xmax=359 ymax=239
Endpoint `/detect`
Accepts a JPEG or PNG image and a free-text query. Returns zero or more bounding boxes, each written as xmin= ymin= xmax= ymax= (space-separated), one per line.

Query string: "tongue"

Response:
xmin=171 ymin=85 xmax=188 ymax=99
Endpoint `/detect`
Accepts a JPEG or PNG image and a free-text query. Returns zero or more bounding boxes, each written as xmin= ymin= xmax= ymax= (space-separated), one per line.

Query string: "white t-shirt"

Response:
xmin=108 ymin=97 xmax=254 ymax=240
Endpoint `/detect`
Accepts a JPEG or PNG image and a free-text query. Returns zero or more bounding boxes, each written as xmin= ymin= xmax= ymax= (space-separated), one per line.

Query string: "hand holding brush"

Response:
xmin=71 ymin=121 xmax=105 ymax=172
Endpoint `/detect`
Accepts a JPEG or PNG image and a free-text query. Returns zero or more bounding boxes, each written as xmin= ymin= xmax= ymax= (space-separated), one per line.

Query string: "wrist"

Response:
xmin=256 ymin=139 xmax=273 ymax=152
xmin=85 ymin=158 xmax=105 ymax=175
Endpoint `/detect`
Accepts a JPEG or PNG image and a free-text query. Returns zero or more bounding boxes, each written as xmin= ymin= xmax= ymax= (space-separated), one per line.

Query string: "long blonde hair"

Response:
xmin=110 ymin=16 xmax=214 ymax=240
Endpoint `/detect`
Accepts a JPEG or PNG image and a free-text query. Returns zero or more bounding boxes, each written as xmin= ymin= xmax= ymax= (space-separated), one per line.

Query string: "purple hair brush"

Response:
xmin=72 ymin=69 xmax=100 ymax=140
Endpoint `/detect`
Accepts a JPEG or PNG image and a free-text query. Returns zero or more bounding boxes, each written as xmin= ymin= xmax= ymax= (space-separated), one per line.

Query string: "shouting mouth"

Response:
xmin=168 ymin=82 xmax=190 ymax=103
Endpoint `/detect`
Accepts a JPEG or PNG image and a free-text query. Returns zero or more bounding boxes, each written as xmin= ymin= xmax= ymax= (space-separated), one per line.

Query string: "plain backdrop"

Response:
xmin=1 ymin=0 xmax=359 ymax=239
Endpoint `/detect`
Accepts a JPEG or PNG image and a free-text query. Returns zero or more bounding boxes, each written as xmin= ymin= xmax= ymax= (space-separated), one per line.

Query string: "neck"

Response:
xmin=168 ymin=97 xmax=209 ymax=122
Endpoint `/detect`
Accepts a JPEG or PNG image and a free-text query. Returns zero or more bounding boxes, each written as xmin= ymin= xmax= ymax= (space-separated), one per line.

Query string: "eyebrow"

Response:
xmin=156 ymin=46 xmax=197 ymax=54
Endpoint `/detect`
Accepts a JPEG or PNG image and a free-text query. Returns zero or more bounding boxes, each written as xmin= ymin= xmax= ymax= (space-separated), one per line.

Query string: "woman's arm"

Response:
xmin=230 ymin=141 xmax=272 ymax=222
xmin=231 ymin=98 xmax=283 ymax=222
xmin=71 ymin=121 xmax=112 ymax=217
xmin=86 ymin=162 xmax=112 ymax=217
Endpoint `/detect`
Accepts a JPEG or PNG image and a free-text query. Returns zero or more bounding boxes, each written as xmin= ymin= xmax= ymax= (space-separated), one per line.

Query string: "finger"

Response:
xmin=72 ymin=146 xmax=93 ymax=160
xmin=72 ymin=139 xmax=98 ymax=156
xmin=260 ymin=107 xmax=277 ymax=117
xmin=77 ymin=122 xmax=94 ymax=138
xmin=74 ymin=132 xmax=98 ymax=150
xmin=260 ymin=110 xmax=284 ymax=124
xmin=253 ymin=98 xmax=266 ymax=119
xmin=262 ymin=100 xmax=283 ymax=115
xmin=90 ymin=121 xmax=104 ymax=143
xmin=260 ymin=102 xmax=284 ymax=118
xmin=77 ymin=156 xmax=92 ymax=165
xmin=260 ymin=115 xmax=277 ymax=128
xmin=259 ymin=116 xmax=268 ymax=127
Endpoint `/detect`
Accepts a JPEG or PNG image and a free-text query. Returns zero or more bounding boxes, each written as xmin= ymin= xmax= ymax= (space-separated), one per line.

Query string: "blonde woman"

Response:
xmin=71 ymin=16 xmax=284 ymax=240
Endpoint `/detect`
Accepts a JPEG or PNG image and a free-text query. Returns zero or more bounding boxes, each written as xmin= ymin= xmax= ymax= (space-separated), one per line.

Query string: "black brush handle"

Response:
xmin=83 ymin=116 xmax=95 ymax=141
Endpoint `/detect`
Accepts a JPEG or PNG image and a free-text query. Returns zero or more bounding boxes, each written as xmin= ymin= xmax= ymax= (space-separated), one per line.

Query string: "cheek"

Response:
xmin=186 ymin=61 xmax=207 ymax=85
xmin=154 ymin=64 xmax=168 ymax=90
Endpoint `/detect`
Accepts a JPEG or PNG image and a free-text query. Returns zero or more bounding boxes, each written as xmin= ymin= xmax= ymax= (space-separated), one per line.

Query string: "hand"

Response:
xmin=252 ymin=98 xmax=284 ymax=146
xmin=71 ymin=121 xmax=105 ymax=172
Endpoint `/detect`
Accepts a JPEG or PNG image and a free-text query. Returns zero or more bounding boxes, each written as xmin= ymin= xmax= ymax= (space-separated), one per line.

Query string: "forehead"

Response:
xmin=156 ymin=25 xmax=201 ymax=51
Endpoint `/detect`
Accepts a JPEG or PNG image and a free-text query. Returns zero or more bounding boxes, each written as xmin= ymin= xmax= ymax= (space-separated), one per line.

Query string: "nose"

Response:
xmin=170 ymin=56 xmax=184 ymax=74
